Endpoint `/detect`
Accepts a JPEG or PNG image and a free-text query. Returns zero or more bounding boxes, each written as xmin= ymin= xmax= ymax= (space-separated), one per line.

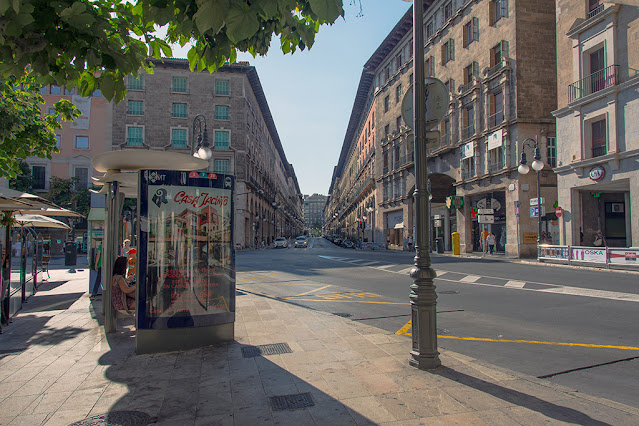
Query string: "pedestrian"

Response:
xmin=407 ymin=235 xmax=413 ymax=251
xmin=593 ymin=230 xmax=606 ymax=247
xmin=90 ymin=241 xmax=102 ymax=299
xmin=112 ymin=256 xmax=136 ymax=312
xmin=121 ymin=239 xmax=131 ymax=257
xmin=486 ymin=231 xmax=496 ymax=254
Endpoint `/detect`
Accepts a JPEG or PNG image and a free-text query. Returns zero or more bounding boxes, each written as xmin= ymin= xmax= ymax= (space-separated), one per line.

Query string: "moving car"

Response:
xmin=273 ymin=237 xmax=288 ymax=248
xmin=294 ymin=236 xmax=308 ymax=248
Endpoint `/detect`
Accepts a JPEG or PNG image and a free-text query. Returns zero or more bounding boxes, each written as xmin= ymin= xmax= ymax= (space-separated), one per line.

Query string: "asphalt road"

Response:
xmin=236 ymin=237 xmax=639 ymax=409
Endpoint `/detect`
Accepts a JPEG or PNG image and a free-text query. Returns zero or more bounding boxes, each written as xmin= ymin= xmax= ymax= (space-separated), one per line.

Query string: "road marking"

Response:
xmin=536 ymin=286 xmax=639 ymax=302
xmin=285 ymin=298 xmax=409 ymax=305
xmin=505 ymin=280 xmax=526 ymax=288
xmin=373 ymin=264 xmax=395 ymax=270
xmin=359 ymin=261 xmax=381 ymax=266
xmin=239 ymin=282 xmax=322 ymax=286
xmin=398 ymin=267 xmax=414 ymax=274
xmin=395 ymin=321 xmax=639 ymax=350
xmin=460 ymin=275 xmax=481 ymax=283
xmin=236 ymin=273 xmax=276 ymax=283
xmin=284 ymin=285 xmax=333 ymax=300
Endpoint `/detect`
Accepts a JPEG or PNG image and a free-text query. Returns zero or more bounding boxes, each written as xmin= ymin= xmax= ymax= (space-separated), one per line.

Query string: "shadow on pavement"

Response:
xmin=21 ymin=292 xmax=85 ymax=313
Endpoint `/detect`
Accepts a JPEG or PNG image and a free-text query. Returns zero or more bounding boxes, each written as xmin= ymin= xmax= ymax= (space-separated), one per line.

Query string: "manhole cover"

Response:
xmin=242 ymin=343 xmax=292 ymax=358
xmin=270 ymin=393 xmax=315 ymax=411
xmin=69 ymin=411 xmax=155 ymax=426
xmin=332 ymin=313 xmax=352 ymax=318
xmin=438 ymin=291 xmax=459 ymax=294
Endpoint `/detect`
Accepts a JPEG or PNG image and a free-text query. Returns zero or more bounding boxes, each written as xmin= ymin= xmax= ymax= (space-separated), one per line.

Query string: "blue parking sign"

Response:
xmin=530 ymin=206 xmax=545 ymax=217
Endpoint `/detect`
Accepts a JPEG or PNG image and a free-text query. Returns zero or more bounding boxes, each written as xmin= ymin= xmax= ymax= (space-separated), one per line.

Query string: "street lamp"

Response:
xmin=192 ymin=114 xmax=212 ymax=160
xmin=518 ymin=137 xmax=544 ymax=246
xmin=402 ymin=0 xmax=441 ymax=369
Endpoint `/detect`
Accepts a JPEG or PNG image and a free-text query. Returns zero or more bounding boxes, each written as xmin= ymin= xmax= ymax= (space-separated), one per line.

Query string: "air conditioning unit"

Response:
xmin=611 ymin=203 xmax=624 ymax=213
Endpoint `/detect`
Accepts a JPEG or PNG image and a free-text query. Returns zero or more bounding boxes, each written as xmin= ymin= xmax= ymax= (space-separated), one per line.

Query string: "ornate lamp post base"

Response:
xmin=409 ymin=261 xmax=441 ymax=369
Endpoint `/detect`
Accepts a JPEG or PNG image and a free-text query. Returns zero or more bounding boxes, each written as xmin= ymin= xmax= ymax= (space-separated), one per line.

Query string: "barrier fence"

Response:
xmin=538 ymin=245 xmax=639 ymax=268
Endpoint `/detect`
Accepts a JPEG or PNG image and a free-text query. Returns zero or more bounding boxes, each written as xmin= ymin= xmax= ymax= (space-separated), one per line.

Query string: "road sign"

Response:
xmin=529 ymin=197 xmax=545 ymax=206
xmin=555 ymin=206 xmax=563 ymax=217
xmin=478 ymin=215 xmax=495 ymax=224
xmin=530 ymin=206 xmax=545 ymax=217
xmin=477 ymin=209 xmax=494 ymax=215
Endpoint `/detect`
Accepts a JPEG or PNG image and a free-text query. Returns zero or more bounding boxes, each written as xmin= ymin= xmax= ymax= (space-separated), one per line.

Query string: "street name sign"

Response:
xmin=477 ymin=209 xmax=494 ymax=215
xmin=529 ymin=197 xmax=545 ymax=206
xmin=478 ymin=215 xmax=495 ymax=224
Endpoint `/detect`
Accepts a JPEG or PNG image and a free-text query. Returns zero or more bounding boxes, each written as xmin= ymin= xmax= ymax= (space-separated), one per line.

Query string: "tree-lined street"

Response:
xmin=237 ymin=237 xmax=639 ymax=409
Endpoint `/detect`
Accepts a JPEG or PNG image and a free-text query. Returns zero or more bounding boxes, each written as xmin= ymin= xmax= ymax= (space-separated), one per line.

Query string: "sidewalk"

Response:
xmin=1 ymin=268 xmax=638 ymax=425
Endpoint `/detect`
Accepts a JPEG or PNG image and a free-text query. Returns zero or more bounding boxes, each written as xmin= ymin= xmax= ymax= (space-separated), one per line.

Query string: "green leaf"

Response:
xmin=68 ymin=13 xmax=95 ymax=28
xmin=193 ymin=0 xmax=226 ymax=35
xmin=308 ymin=0 xmax=343 ymax=22
xmin=12 ymin=0 xmax=19 ymax=13
xmin=0 ymin=0 xmax=10 ymax=14
xmin=225 ymin=4 xmax=259 ymax=43
xmin=14 ymin=12 xmax=35 ymax=26
xmin=255 ymin=0 xmax=279 ymax=19
xmin=99 ymin=74 xmax=115 ymax=101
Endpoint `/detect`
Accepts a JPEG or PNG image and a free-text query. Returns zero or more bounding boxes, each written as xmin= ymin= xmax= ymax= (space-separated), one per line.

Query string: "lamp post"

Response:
xmin=517 ymin=137 xmax=544 ymax=246
xmin=192 ymin=114 xmax=212 ymax=160
xmin=403 ymin=0 xmax=441 ymax=369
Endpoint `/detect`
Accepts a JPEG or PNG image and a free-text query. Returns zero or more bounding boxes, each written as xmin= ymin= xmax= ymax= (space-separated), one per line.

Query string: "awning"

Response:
xmin=394 ymin=223 xmax=404 ymax=229
xmin=87 ymin=207 xmax=105 ymax=222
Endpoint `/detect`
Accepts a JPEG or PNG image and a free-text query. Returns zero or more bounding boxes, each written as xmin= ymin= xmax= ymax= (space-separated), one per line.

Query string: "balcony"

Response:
xmin=568 ymin=64 xmax=619 ymax=102
xmin=459 ymin=80 xmax=474 ymax=94
xmin=485 ymin=61 xmax=505 ymax=78
xmin=587 ymin=3 xmax=604 ymax=19
xmin=488 ymin=111 xmax=504 ymax=128
xmin=592 ymin=145 xmax=607 ymax=158
xmin=462 ymin=125 xmax=475 ymax=140
xmin=488 ymin=160 xmax=504 ymax=173
xmin=461 ymin=169 xmax=475 ymax=180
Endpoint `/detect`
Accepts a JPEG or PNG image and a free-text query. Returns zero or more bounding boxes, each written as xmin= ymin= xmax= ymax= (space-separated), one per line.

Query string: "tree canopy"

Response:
xmin=0 ymin=0 xmax=345 ymax=101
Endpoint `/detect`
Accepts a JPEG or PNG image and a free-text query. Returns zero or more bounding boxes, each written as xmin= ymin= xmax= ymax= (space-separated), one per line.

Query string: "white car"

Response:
xmin=294 ymin=236 xmax=308 ymax=248
xmin=274 ymin=237 xmax=288 ymax=248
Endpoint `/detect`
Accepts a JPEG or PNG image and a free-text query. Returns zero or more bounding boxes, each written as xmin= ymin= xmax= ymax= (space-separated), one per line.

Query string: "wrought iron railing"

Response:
xmin=462 ymin=125 xmax=475 ymax=140
xmin=587 ymin=3 xmax=604 ymax=19
xmin=459 ymin=81 xmax=474 ymax=94
xmin=488 ymin=111 xmax=504 ymax=128
xmin=488 ymin=160 xmax=504 ymax=173
xmin=485 ymin=61 xmax=504 ymax=78
xmin=592 ymin=145 xmax=607 ymax=158
xmin=568 ymin=64 xmax=619 ymax=102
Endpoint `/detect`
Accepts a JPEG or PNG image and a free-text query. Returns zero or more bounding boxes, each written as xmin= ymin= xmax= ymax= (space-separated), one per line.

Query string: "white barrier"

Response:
xmin=538 ymin=245 xmax=639 ymax=268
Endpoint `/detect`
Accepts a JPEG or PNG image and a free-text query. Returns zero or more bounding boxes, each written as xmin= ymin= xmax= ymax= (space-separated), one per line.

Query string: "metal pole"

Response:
xmin=409 ymin=0 xmax=441 ymax=370
xmin=537 ymin=169 xmax=542 ymax=244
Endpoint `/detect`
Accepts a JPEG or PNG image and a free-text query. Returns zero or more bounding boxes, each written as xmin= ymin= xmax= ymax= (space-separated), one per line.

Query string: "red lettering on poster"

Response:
xmin=173 ymin=191 xmax=229 ymax=208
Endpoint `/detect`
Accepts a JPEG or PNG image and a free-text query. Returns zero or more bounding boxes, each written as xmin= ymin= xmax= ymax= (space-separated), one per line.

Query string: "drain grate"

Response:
xmin=242 ymin=343 xmax=292 ymax=358
xmin=332 ymin=312 xmax=352 ymax=318
xmin=270 ymin=392 xmax=315 ymax=411
xmin=69 ymin=411 xmax=155 ymax=426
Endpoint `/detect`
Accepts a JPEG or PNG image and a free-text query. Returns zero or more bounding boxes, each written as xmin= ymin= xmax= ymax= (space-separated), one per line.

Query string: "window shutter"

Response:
xmin=489 ymin=93 xmax=496 ymax=116
xmin=441 ymin=44 xmax=446 ymax=65
xmin=473 ymin=61 xmax=479 ymax=77
xmin=431 ymin=56 xmax=435 ymax=75
xmin=502 ymin=40 xmax=509 ymax=60
xmin=463 ymin=24 xmax=469 ymax=47
xmin=489 ymin=1 xmax=495 ymax=26
xmin=450 ymin=38 xmax=455 ymax=61
xmin=473 ymin=17 xmax=479 ymax=42
xmin=501 ymin=0 xmax=508 ymax=18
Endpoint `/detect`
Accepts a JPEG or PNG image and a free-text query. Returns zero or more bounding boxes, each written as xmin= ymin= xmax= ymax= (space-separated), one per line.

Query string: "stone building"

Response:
xmin=303 ymin=194 xmax=328 ymax=235
xmin=111 ymin=59 xmax=304 ymax=248
xmin=328 ymin=0 xmax=559 ymax=257
xmin=552 ymin=0 xmax=638 ymax=247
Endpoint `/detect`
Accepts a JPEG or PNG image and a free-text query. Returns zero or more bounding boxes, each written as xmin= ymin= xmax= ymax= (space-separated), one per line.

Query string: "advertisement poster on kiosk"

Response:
xmin=137 ymin=169 xmax=235 ymax=330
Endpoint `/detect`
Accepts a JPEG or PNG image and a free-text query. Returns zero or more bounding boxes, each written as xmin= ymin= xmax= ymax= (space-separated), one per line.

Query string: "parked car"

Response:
xmin=273 ymin=237 xmax=288 ymax=248
xmin=342 ymin=239 xmax=354 ymax=249
xmin=294 ymin=236 xmax=308 ymax=248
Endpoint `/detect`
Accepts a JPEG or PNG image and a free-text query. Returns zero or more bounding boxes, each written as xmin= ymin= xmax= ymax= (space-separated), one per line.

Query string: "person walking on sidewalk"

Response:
xmin=486 ymin=231 xmax=496 ymax=254
xmin=90 ymin=241 xmax=102 ymax=299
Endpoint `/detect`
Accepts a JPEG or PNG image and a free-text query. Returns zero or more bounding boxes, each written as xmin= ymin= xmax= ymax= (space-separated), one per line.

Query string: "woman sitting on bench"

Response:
xmin=112 ymin=256 xmax=136 ymax=313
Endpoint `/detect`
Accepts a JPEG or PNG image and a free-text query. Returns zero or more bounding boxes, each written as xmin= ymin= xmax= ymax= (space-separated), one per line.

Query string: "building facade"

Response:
xmin=328 ymin=0 xmax=559 ymax=257
xmin=552 ymin=0 xmax=638 ymax=247
xmin=303 ymin=194 xmax=328 ymax=235
xmin=111 ymin=59 xmax=304 ymax=248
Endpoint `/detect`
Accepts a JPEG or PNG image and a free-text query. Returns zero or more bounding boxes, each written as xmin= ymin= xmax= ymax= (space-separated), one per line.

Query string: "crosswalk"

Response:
xmin=318 ymin=255 xmax=639 ymax=303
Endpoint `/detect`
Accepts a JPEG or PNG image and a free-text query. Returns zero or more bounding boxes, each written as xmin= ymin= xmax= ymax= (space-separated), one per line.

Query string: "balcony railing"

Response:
xmin=488 ymin=160 xmax=504 ymax=173
xmin=461 ymin=169 xmax=475 ymax=180
xmin=488 ymin=111 xmax=504 ymax=128
xmin=485 ymin=61 xmax=505 ymax=78
xmin=568 ymin=64 xmax=619 ymax=102
xmin=459 ymin=81 xmax=474 ymax=94
xmin=587 ymin=3 xmax=604 ymax=19
xmin=592 ymin=145 xmax=607 ymax=158
xmin=462 ymin=125 xmax=475 ymax=140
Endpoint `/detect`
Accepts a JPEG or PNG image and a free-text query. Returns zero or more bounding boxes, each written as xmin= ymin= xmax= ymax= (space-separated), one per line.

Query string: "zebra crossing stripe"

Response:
xmin=460 ymin=275 xmax=481 ymax=283
xmin=505 ymin=280 xmax=526 ymax=288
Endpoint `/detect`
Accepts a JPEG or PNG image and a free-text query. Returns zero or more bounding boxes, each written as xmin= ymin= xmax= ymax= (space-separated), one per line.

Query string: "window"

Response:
xmin=75 ymin=135 xmax=89 ymax=149
xmin=396 ymin=116 xmax=402 ymax=132
xmin=128 ymin=100 xmax=143 ymax=115
xmin=491 ymin=41 xmax=509 ymax=67
xmin=425 ymin=56 xmax=435 ymax=76
xmin=426 ymin=20 xmax=434 ymax=39
xmin=546 ymin=137 xmax=557 ymax=167
xmin=215 ymin=80 xmax=230 ymax=95
xmin=589 ymin=47 xmax=605 ymax=93
xmin=384 ymin=96 xmax=390 ymax=113
xmin=462 ymin=157 xmax=475 ymax=179
xmin=441 ymin=38 xmax=455 ymax=64
xmin=464 ymin=62 xmax=476 ymax=84
xmin=463 ymin=17 xmax=479 ymax=47
xmin=488 ymin=147 xmax=504 ymax=172
xmin=444 ymin=1 xmax=453 ymax=20
xmin=489 ymin=90 xmax=503 ymax=127
xmin=127 ymin=126 xmax=144 ymax=146
xmin=214 ymin=159 xmax=229 ymax=174
xmin=39 ymin=86 xmax=48 ymax=95
xmin=215 ymin=131 xmax=229 ymax=149
xmin=441 ymin=118 xmax=451 ymax=145
xmin=490 ymin=0 xmax=508 ymax=26
xmin=47 ymin=107 xmax=60 ymax=122
xmin=215 ymin=105 xmax=230 ymax=120
xmin=64 ymin=87 xmax=75 ymax=95
xmin=92 ymin=89 xmax=102 ymax=97
xmin=127 ymin=75 xmax=144 ymax=90
xmin=55 ymin=135 xmax=61 ymax=148
xmin=445 ymin=78 xmax=455 ymax=94
xmin=50 ymin=85 xmax=61 ymax=95
xmin=32 ymin=166 xmax=46 ymax=190
xmin=463 ymin=105 xmax=474 ymax=139
xmin=591 ymin=119 xmax=606 ymax=157
xmin=395 ymin=84 xmax=402 ymax=103
xmin=172 ymin=103 xmax=187 ymax=118
xmin=172 ymin=77 xmax=187 ymax=93
xmin=172 ymin=128 xmax=187 ymax=148
xmin=384 ymin=124 xmax=390 ymax=139
xmin=74 ymin=168 xmax=88 ymax=189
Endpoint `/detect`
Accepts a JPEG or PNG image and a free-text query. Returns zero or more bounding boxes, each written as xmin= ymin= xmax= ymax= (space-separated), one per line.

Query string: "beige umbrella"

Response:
xmin=12 ymin=214 xmax=72 ymax=230
xmin=14 ymin=207 xmax=84 ymax=218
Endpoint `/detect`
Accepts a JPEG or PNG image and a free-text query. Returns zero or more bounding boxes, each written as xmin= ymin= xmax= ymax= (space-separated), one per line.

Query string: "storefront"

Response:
xmin=385 ymin=209 xmax=404 ymax=248
xmin=469 ymin=191 xmax=507 ymax=253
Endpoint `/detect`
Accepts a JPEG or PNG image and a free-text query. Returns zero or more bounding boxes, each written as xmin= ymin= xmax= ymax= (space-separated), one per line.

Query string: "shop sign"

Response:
xmin=608 ymin=248 xmax=639 ymax=266
xmin=570 ymin=247 xmax=606 ymax=263
xmin=538 ymin=246 xmax=569 ymax=260
xmin=589 ymin=165 xmax=605 ymax=181
xmin=461 ymin=142 xmax=474 ymax=159
xmin=446 ymin=196 xmax=464 ymax=209
xmin=523 ymin=232 xmax=538 ymax=244
xmin=488 ymin=129 xmax=503 ymax=150
xmin=138 ymin=169 xmax=236 ymax=331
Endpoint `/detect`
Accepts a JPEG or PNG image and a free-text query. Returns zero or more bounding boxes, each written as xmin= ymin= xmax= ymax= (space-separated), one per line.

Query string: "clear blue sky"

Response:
xmin=173 ymin=3 xmax=411 ymax=196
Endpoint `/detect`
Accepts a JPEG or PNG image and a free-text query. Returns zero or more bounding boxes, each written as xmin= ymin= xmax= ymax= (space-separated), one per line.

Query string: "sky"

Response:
xmin=173 ymin=2 xmax=411 ymax=196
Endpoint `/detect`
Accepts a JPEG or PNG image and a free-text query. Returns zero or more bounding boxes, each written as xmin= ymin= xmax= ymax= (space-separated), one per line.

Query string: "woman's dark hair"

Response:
xmin=113 ymin=256 xmax=128 ymax=277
